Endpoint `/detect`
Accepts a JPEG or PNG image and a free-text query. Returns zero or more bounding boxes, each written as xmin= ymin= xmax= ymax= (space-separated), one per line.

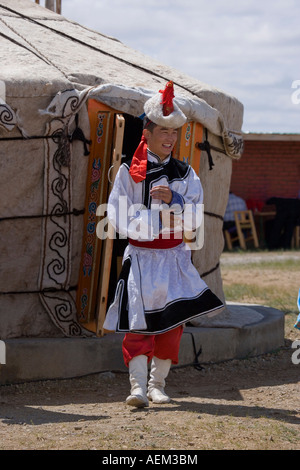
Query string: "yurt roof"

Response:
xmin=0 ymin=0 xmax=244 ymax=155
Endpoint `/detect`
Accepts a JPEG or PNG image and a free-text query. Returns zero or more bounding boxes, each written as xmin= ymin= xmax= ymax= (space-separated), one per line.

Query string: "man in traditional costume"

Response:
xmin=103 ymin=81 xmax=223 ymax=407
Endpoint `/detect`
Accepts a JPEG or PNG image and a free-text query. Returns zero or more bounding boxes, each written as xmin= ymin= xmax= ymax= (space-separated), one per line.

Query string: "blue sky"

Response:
xmin=43 ymin=0 xmax=300 ymax=133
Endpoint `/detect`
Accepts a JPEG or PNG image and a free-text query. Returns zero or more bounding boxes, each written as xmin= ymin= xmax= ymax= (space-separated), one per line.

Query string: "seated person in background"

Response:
xmin=223 ymin=192 xmax=247 ymax=231
xmin=266 ymin=197 xmax=300 ymax=249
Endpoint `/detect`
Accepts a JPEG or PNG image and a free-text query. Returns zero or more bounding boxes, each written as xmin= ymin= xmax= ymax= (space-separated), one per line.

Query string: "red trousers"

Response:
xmin=122 ymin=326 xmax=183 ymax=368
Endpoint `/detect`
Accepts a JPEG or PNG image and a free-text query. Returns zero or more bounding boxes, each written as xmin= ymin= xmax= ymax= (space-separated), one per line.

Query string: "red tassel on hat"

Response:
xmin=159 ymin=81 xmax=174 ymax=116
xmin=129 ymin=135 xmax=148 ymax=183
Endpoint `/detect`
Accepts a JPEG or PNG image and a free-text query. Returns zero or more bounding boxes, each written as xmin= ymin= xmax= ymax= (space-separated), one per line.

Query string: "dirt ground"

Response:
xmin=0 ymin=347 xmax=299 ymax=451
xmin=0 ymin=252 xmax=299 ymax=451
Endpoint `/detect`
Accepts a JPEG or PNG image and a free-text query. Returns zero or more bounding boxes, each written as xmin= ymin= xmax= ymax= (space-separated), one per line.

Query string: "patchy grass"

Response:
xmin=223 ymin=283 xmax=297 ymax=314
xmin=221 ymin=250 xmax=300 ymax=315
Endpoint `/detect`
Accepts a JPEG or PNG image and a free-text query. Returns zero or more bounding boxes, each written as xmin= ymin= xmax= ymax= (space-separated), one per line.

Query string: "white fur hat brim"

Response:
xmin=144 ymin=93 xmax=187 ymax=128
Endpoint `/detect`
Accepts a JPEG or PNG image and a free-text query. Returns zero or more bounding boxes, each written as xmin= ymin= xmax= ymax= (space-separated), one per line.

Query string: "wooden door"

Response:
xmin=174 ymin=121 xmax=203 ymax=174
xmin=96 ymin=114 xmax=125 ymax=335
xmin=76 ymin=100 xmax=123 ymax=332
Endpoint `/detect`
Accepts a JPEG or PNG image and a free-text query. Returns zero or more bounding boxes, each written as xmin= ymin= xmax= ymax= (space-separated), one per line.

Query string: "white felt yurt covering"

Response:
xmin=0 ymin=0 xmax=245 ymax=339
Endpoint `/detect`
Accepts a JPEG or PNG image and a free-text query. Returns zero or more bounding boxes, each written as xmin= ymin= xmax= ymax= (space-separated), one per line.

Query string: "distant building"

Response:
xmin=231 ymin=133 xmax=300 ymax=206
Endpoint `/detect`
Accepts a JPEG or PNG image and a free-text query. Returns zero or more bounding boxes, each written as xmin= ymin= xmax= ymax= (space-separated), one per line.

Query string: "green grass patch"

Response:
xmin=223 ymin=283 xmax=298 ymax=313
xmin=221 ymin=252 xmax=300 ymax=314
xmin=223 ymin=258 xmax=300 ymax=271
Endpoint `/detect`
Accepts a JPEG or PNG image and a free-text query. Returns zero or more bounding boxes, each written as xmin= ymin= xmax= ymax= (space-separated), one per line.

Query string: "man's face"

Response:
xmin=143 ymin=126 xmax=178 ymax=160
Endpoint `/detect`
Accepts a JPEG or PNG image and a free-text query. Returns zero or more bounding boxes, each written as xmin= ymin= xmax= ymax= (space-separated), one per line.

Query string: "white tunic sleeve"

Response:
xmin=108 ymin=164 xmax=159 ymax=241
xmin=174 ymin=166 xmax=204 ymax=234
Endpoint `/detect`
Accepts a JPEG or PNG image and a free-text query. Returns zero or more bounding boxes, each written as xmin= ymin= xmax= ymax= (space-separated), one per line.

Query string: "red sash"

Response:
xmin=129 ymin=233 xmax=183 ymax=249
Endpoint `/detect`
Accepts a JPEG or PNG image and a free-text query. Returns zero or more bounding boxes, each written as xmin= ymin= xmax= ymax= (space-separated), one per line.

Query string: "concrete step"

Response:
xmin=0 ymin=303 xmax=285 ymax=385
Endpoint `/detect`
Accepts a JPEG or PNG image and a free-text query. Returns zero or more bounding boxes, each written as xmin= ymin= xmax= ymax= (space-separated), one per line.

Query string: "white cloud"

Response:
xmin=50 ymin=0 xmax=300 ymax=133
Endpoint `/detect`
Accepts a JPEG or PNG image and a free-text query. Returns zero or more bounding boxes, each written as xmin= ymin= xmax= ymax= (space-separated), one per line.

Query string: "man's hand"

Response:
xmin=161 ymin=211 xmax=176 ymax=229
xmin=150 ymin=185 xmax=172 ymax=204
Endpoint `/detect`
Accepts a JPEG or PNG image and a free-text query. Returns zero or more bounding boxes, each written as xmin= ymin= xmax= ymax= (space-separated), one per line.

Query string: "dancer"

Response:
xmin=103 ymin=81 xmax=223 ymax=407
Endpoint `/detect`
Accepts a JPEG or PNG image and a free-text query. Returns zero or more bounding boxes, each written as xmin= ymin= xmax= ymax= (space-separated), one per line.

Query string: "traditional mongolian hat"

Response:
xmin=129 ymin=81 xmax=187 ymax=183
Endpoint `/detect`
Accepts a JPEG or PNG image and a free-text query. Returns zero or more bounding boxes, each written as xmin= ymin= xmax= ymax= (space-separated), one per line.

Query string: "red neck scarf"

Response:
xmin=129 ymin=135 xmax=148 ymax=183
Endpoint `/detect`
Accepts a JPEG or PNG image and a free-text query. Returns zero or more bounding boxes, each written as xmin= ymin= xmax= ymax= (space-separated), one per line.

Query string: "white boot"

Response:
xmin=147 ymin=356 xmax=172 ymax=404
xmin=126 ymin=355 xmax=149 ymax=408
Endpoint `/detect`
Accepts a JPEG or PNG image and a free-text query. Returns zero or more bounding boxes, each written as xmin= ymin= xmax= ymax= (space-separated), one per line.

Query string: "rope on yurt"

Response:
xmin=196 ymin=128 xmax=228 ymax=171
xmin=200 ymin=262 xmax=220 ymax=279
xmin=0 ymin=13 xmax=69 ymax=80
xmin=0 ymin=286 xmax=77 ymax=295
xmin=0 ymin=29 xmax=57 ymax=66
xmin=201 ymin=209 xmax=223 ymax=278
xmin=182 ymin=330 xmax=203 ymax=371
xmin=0 ymin=208 xmax=85 ymax=222
xmin=0 ymin=135 xmax=60 ymax=141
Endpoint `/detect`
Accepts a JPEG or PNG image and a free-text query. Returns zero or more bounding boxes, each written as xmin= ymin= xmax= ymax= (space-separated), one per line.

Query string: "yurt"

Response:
xmin=0 ymin=0 xmax=284 ymax=383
